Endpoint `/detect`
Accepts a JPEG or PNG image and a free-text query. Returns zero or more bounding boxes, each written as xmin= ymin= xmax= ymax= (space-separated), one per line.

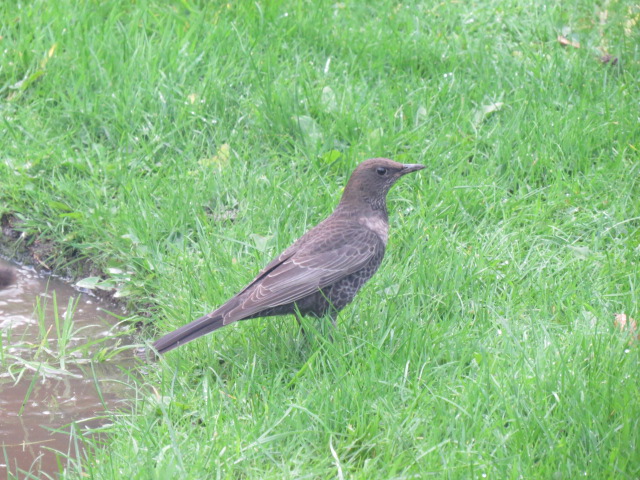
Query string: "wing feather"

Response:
xmin=221 ymin=227 xmax=382 ymax=322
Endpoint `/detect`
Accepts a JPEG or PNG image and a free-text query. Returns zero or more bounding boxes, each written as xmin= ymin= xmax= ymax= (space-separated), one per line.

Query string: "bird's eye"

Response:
xmin=376 ymin=167 xmax=388 ymax=176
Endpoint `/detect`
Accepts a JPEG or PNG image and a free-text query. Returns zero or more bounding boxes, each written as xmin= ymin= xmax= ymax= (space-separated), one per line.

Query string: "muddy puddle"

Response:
xmin=0 ymin=258 xmax=136 ymax=478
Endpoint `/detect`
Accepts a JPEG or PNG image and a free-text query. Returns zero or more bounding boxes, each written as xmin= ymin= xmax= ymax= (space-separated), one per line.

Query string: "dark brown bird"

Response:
xmin=153 ymin=158 xmax=424 ymax=354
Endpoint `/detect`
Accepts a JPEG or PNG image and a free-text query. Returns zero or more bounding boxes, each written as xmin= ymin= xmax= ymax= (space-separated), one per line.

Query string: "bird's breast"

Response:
xmin=357 ymin=215 xmax=389 ymax=245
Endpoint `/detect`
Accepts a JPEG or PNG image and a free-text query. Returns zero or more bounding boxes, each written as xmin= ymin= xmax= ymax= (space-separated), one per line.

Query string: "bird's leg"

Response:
xmin=294 ymin=313 xmax=306 ymax=337
xmin=325 ymin=311 xmax=338 ymax=342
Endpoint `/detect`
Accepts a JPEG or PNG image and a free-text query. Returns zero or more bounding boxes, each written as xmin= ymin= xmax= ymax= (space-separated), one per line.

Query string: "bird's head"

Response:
xmin=339 ymin=158 xmax=425 ymax=212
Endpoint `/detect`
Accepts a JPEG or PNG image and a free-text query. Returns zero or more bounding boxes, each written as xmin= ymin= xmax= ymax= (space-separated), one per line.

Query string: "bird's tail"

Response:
xmin=153 ymin=312 xmax=227 ymax=354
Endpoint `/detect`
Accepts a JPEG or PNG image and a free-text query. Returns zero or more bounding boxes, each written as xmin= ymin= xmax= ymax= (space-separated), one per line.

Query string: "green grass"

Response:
xmin=1 ymin=0 xmax=639 ymax=478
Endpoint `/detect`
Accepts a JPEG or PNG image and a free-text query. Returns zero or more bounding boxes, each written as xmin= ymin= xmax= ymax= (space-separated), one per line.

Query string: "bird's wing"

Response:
xmin=222 ymin=227 xmax=383 ymax=323
xmin=233 ymin=236 xmax=303 ymax=298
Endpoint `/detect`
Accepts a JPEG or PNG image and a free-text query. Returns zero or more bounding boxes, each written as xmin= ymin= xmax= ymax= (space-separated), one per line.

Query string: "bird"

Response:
xmin=153 ymin=158 xmax=424 ymax=354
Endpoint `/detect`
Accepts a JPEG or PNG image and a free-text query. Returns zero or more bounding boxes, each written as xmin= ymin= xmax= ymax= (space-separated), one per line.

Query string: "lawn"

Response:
xmin=1 ymin=0 xmax=639 ymax=478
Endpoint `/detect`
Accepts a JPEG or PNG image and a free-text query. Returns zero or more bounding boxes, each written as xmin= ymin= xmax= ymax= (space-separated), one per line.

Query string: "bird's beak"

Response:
xmin=400 ymin=163 xmax=425 ymax=174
